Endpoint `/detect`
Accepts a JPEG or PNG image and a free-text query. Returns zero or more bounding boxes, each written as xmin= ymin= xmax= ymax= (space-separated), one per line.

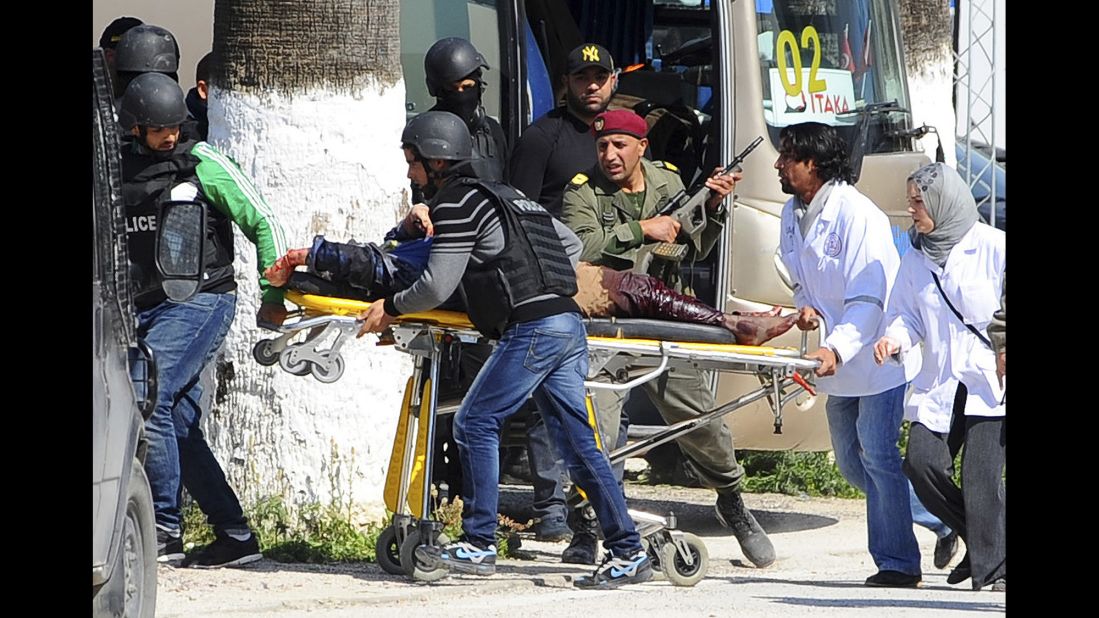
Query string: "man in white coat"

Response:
xmin=775 ymin=122 xmax=924 ymax=588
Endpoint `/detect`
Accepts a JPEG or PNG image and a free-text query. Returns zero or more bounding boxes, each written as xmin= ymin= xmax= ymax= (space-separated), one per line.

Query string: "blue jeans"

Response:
xmin=137 ymin=292 xmax=247 ymax=536
xmin=826 ymin=384 xmax=922 ymax=575
xmin=525 ymin=411 xmax=569 ymax=522
xmin=453 ymin=312 xmax=642 ymax=557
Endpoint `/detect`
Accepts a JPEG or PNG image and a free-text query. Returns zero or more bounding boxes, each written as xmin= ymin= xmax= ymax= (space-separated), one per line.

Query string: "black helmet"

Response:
xmin=115 ymin=25 xmax=180 ymax=74
xmin=424 ymin=37 xmax=488 ymax=97
xmin=401 ymin=111 xmax=472 ymax=160
xmin=119 ymin=72 xmax=189 ymax=130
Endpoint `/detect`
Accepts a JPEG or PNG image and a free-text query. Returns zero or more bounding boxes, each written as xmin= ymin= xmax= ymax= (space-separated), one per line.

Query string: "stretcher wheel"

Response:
xmin=661 ymin=532 xmax=708 ymax=587
xmin=399 ymin=529 xmax=451 ymax=581
xmin=252 ymin=339 xmax=280 ymax=366
xmin=311 ymin=355 xmax=345 ymax=383
xmin=376 ymin=526 xmax=405 ymax=575
xmin=278 ymin=345 xmax=312 ymax=376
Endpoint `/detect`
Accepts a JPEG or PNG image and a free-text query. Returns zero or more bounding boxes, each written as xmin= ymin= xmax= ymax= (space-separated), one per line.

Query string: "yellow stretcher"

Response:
xmin=255 ymin=291 xmax=819 ymax=585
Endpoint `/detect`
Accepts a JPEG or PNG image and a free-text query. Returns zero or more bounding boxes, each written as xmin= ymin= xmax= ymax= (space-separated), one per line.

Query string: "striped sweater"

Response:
xmin=390 ymin=182 xmax=581 ymax=315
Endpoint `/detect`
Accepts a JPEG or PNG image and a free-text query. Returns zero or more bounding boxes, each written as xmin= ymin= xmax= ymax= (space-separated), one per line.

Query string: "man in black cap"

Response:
xmin=507 ymin=43 xmax=620 ymax=557
xmin=510 ymin=43 xmax=617 ymax=218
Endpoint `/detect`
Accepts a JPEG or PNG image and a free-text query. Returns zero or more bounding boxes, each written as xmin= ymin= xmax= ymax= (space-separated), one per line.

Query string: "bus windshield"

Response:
xmin=755 ymin=0 xmax=912 ymax=153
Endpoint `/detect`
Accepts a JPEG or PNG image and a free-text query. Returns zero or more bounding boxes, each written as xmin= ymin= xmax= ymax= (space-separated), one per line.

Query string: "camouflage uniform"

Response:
xmin=561 ymin=158 xmax=744 ymax=492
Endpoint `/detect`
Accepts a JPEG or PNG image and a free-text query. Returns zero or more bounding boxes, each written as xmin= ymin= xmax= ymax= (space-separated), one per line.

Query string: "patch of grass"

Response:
xmin=180 ymin=483 xmax=530 ymax=564
xmin=496 ymin=513 xmax=530 ymax=557
xmin=182 ymin=495 xmax=383 ymax=563
xmin=433 ymin=494 xmax=465 ymax=543
xmin=434 ymin=492 xmax=529 ymax=558
xmin=739 ymin=450 xmax=863 ymax=499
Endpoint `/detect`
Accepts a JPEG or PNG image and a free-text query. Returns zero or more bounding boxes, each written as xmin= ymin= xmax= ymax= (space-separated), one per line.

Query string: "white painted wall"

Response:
xmin=95 ymin=0 xmax=414 ymax=519
xmin=908 ymin=67 xmax=957 ymax=168
xmin=202 ymin=81 xmax=412 ymax=520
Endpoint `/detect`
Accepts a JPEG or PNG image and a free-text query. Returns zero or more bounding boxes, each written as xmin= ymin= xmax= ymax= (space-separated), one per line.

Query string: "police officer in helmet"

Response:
xmin=424 ymin=37 xmax=509 ymax=184
xmin=358 ymin=110 xmax=652 ymax=589
xmin=119 ymin=71 xmax=289 ymax=569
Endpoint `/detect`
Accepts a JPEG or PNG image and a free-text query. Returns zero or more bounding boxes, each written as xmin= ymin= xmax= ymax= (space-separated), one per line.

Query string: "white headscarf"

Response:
xmin=907 ymin=163 xmax=979 ymax=267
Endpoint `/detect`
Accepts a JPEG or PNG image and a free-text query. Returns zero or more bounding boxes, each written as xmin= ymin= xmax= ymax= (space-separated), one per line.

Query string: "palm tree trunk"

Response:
xmin=203 ymin=0 xmax=410 ymax=522
xmin=899 ymin=0 xmax=956 ymax=166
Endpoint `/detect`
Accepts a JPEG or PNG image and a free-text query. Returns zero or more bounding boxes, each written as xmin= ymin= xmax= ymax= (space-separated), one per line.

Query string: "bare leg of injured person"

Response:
xmin=266 ymin=240 xmax=796 ymax=346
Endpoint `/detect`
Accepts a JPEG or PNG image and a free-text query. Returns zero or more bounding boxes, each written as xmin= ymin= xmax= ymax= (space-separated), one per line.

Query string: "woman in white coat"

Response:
xmin=873 ymin=162 xmax=1006 ymax=591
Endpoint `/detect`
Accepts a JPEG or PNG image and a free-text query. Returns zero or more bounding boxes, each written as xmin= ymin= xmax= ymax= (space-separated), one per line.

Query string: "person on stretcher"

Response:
xmin=264 ymin=209 xmax=796 ymax=347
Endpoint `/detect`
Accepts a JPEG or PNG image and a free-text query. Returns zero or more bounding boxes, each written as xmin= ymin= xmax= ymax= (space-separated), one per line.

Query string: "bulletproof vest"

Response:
xmin=467 ymin=115 xmax=506 ymax=182
xmin=120 ymin=138 xmax=236 ymax=308
xmin=441 ymin=178 xmax=577 ymax=338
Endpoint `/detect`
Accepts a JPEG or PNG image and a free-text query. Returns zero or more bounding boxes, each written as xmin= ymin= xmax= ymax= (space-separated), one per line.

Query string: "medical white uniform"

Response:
xmin=882 ymin=222 xmax=1006 ymax=431
xmin=778 ymin=180 xmax=920 ymax=396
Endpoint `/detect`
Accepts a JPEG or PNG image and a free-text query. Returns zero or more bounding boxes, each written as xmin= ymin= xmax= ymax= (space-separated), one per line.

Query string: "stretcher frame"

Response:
xmin=256 ymin=291 xmax=819 ymax=584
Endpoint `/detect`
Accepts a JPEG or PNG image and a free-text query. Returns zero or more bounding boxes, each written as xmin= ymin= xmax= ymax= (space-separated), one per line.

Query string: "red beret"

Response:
xmin=591 ymin=109 xmax=648 ymax=139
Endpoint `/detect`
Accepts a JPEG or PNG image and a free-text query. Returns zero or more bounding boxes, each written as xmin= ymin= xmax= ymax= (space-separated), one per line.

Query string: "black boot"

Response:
xmin=715 ymin=490 xmax=775 ymax=568
xmin=561 ymin=505 xmax=599 ymax=565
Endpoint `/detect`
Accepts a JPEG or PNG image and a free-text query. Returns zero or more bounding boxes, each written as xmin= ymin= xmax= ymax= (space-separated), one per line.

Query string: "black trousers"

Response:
xmin=903 ymin=384 xmax=1006 ymax=588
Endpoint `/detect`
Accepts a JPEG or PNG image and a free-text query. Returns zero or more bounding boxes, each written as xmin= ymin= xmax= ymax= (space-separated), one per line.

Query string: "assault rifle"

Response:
xmin=641 ymin=136 xmax=764 ymax=265
xmin=655 ymin=136 xmax=764 ymax=238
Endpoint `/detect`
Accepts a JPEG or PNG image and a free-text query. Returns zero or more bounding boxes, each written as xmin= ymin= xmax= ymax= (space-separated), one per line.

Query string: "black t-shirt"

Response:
xmin=509 ymin=106 xmax=596 ymax=219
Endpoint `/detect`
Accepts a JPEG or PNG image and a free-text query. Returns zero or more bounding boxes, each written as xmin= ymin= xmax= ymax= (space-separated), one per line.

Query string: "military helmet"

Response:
xmin=400 ymin=111 xmax=473 ymax=160
xmin=424 ymin=37 xmax=488 ymax=97
xmin=118 ymin=72 xmax=189 ymax=129
xmin=115 ymin=24 xmax=180 ymax=74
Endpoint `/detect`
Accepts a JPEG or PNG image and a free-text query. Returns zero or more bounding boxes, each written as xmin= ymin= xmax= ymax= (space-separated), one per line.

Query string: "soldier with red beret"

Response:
xmin=561 ymin=108 xmax=779 ymax=569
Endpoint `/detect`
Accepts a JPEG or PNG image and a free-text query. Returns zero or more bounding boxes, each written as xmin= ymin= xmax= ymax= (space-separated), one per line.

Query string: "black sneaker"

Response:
xmin=990 ymin=577 xmax=1006 ymax=592
xmin=715 ymin=490 xmax=775 ymax=568
xmin=416 ymin=540 xmax=496 ymax=575
xmin=533 ymin=515 xmax=572 ymax=543
xmin=157 ymin=528 xmax=185 ymax=563
xmin=561 ymin=532 xmax=598 ymax=564
xmin=574 ymin=550 xmax=653 ymax=589
xmin=933 ymin=531 xmax=960 ymax=569
xmin=182 ymin=533 xmax=262 ymax=569
xmin=865 ymin=570 xmax=922 ymax=588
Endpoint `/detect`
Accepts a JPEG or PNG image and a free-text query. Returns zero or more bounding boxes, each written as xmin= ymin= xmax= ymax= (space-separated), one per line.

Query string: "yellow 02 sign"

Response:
xmin=775 ymin=26 xmax=829 ymax=97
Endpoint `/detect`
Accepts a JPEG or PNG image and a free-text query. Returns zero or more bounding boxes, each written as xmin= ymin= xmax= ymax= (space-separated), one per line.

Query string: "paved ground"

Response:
xmin=156 ymin=483 xmax=1006 ymax=617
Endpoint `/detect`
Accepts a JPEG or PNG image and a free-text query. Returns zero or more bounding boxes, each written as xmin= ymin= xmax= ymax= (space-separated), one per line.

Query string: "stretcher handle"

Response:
xmin=270 ymin=314 xmax=360 ymax=334
xmin=791 ymin=371 xmax=816 ymax=396
xmin=583 ymin=355 xmax=669 ymax=391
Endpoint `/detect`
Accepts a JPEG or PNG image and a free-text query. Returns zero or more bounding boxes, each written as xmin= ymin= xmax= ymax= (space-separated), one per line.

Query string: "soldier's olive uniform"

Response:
xmin=561 ymin=158 xmax=745 ymax=492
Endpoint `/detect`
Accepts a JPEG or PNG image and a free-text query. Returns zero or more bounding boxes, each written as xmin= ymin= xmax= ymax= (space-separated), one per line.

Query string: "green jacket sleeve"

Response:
xmin=561 ymin=184 xmax=643 ymax=264
xmin=192 ymin=142 xmax=289 ymax=304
